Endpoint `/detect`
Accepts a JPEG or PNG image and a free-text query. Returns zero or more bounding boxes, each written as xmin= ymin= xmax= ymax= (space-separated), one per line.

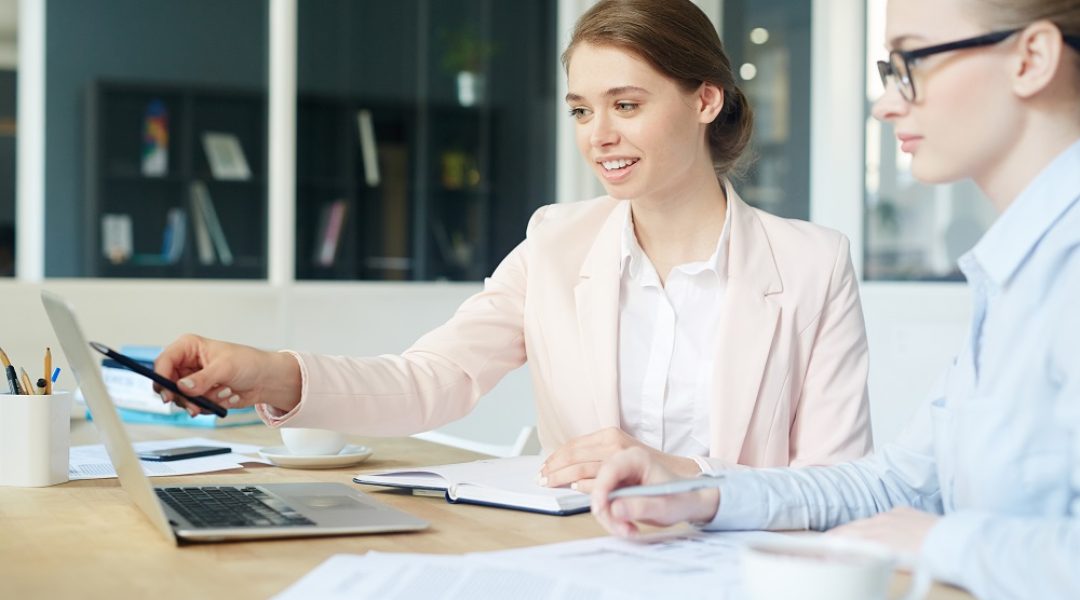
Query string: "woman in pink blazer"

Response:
xmin=155 ymin=0 xmax=872 ymax=491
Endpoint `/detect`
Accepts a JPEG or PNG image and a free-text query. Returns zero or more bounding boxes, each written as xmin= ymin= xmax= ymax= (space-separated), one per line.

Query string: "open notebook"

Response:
xmin=353 ymin=456 xmax=590 ymax=516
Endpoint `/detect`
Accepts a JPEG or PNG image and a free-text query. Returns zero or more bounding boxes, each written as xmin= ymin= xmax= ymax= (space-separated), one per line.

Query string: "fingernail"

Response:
xmin=537 ymin=476 xmax=548 ymax=487
xmin=179 ymin=378 xmax=195 ymax=390
xmin=228 ymin=395 xmax=240 ymax=405
xmin=217 ymin=388 xmax=232 ymax=399
xmin=159 ymin=391 xmax=169 ymax=404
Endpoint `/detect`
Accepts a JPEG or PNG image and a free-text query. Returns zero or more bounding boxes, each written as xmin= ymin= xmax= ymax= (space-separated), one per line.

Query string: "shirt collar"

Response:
xmin=966 ymin=138 xmax=1080 ymax=288
xmin=619 ymin=198 xmax=732 ymax=281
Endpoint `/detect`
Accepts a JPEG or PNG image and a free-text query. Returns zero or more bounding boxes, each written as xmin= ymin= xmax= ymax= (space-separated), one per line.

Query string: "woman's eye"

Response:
xmin=615 ymin=102 xmax=638 ymax=112
xmin=568 ymin=107 xmax=590 ymax=119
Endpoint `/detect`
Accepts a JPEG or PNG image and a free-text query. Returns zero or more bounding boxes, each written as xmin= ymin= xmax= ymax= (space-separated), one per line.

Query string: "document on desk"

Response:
xmin=68 ymin=437 xmax=272 ymax=480
xmin=273 ymin=530 xmax=789 ymax=600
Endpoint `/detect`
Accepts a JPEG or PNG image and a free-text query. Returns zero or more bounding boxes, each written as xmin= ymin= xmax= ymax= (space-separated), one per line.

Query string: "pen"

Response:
xmin=0 ymin=346 xmax=22 ymax=395
xmin=36 ymin=378 xmax=48 ymax=394
xmin=19 ymin=367 xmax=36 ymax=396
xmin=88 ymin=341 xmax=227 ymax=418
xmin=607 ymin=475 xmax=724 ymax=499
xmin=44 ymin=347 xmax=52 ymax=395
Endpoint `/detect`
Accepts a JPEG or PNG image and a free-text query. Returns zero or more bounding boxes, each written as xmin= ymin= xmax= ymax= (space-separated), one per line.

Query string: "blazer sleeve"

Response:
xmin=788 ymin=234 xmax=874 ymax=466
xmin=257 ymin=207 xmax=550 ymax=435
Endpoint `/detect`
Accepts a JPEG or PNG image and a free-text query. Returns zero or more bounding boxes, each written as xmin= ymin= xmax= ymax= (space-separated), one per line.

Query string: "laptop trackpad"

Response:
xmin=295 ymin=495 xmax=373 ymax=511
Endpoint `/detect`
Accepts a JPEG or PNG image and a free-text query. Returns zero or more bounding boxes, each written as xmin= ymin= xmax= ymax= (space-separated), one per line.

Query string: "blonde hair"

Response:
xmin=966 ymin=0 xmax=1080 ymax=34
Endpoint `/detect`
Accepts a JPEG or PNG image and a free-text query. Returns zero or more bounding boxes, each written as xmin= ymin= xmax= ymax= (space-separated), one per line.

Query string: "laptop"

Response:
xmin=41 ymin=290 xmax=429 ymax=544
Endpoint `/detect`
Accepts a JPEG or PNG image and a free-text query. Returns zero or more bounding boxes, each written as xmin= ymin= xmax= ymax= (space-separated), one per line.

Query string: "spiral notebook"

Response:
xmin=353 ymin=455 xmax=590 ymax=516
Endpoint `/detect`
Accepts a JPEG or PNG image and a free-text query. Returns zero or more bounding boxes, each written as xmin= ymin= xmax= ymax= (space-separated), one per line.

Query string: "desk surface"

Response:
xmin=0 ymin=421 xmax=973 ymax=599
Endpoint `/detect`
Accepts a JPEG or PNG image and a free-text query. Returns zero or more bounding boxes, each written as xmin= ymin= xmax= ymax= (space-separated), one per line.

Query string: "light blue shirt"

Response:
xmin=706 ymin=139 xmax=1080 ymax=600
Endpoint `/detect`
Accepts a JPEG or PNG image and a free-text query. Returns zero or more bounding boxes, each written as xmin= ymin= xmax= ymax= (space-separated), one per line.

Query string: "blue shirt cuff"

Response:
xmin=702 ymin=470 xmax=771 ymax=530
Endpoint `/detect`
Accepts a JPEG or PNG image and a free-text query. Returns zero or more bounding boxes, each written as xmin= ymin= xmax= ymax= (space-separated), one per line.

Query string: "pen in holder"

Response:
xmin=0 ymin=391 xmax=72 ymax=487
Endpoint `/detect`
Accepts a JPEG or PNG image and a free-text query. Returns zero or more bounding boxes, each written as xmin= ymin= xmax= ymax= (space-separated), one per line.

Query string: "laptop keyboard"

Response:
xmin=156 ymin=486 xmax=315 ymax=529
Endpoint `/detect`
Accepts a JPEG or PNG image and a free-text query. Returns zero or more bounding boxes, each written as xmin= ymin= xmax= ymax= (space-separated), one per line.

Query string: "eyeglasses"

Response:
xmin=878 ymin=29 xmax=1080 ymax=103
xmin=877 ymin=29 xmax=1020 ymax=102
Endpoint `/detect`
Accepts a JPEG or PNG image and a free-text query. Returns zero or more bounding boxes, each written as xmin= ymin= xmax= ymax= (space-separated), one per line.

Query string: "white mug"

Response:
xmin=740 ymin=536 xmax=930 ymax=600
xmin=280 ymin=427 xmax=346 ymax=456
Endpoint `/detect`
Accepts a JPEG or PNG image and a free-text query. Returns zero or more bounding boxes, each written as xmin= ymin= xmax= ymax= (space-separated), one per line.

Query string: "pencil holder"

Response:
xmin=0 ymin=391 xmax=72 ymax=487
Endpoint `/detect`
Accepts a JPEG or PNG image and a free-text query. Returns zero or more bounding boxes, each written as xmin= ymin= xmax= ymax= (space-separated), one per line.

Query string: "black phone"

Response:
xmin=88 ymin=341 xmax=227 ymax=418
xmin=137 ymin=445 xmax=232 ymax=462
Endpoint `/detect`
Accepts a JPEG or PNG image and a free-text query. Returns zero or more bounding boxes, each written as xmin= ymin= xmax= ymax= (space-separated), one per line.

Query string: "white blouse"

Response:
xmin=616 ymin=200 xmax=730 ymax=470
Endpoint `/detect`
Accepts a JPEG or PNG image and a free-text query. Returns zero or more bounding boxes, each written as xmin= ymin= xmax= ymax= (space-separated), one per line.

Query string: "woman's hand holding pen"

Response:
xmin=590 ymin=447 xmax=720 ymax=537
xmin=153 ymin=334 xmax=302 ymax=417
xmin=539 ymin=427 xmax=701 ymax=493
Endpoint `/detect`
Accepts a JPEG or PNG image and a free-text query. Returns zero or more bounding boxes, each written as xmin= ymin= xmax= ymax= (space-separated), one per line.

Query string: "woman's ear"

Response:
xmin=698 ymin=82 xmax=725 ymax=124
xmin=1011 ymin=20 xmax=1066 ymax=99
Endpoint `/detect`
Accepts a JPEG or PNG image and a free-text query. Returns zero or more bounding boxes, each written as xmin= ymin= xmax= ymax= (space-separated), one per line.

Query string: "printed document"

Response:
xmin=69 ymin=436 xmax=271 ymax=479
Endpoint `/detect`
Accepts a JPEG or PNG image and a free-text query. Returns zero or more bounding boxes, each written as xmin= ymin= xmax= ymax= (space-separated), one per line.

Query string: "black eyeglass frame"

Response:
xmin=876 ymin=29 xmax=1021 ymax=102
xmin=877 ymin=29 xmax=1080 ymax=102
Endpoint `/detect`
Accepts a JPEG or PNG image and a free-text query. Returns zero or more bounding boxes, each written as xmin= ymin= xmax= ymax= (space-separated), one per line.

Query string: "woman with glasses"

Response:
xmin=152 ymin=0 xmax=874 ymax=490
xmin=592 ymin=0 xmax=1080 ymax=597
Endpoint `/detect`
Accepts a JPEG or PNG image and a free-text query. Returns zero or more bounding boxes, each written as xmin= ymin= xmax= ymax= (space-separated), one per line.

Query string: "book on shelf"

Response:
xmin=353 ymin=455 xmax=590 ymax=516
xmin=141 ymin=99 xmax=169 ymax=177
xmin=160 ymin=207 xmax=187 ymax=264
xmin=190 ymin=180 xmax=233 ymax=265
xmin=356 ymin=109 xmax=380 ymax=187
xmin=313 ymin=199 xmax=348 ymax=268
xmin=201 ymin=131 xmax=251 ymax=180
xmin=101 ymin=214 xmax=133 ymax=264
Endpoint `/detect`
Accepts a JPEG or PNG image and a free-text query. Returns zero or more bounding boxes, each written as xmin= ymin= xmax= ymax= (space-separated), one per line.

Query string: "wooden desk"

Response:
xmin=0 ymin=421 xmax=973 ymax=599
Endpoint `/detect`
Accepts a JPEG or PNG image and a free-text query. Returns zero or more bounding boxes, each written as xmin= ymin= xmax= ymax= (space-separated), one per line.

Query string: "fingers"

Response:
xmin=590 ymin=447 xmax=653 ymax=534
xmin=543 ymin=461 xmax=602 ymax=488
xmin=541 ymin=428 xmax=636 ymax=484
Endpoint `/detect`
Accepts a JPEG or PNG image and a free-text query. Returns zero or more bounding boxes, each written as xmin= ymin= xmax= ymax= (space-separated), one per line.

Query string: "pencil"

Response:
xmin=20 ymin=367 xmax=35 ymax=396
xmin=0 ymin=346 xmax=23 ymax=395
xmin=44 ymin=347 xmax=52 ymax=395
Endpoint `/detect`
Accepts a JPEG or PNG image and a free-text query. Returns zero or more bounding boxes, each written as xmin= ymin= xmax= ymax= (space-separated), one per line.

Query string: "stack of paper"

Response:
xmin=273 ymin=530 xmax=789 ymax=600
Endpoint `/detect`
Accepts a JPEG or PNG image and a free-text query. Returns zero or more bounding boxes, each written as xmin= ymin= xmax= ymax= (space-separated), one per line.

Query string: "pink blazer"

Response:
xmin=263 ymin=183 xmax=873 ymax=469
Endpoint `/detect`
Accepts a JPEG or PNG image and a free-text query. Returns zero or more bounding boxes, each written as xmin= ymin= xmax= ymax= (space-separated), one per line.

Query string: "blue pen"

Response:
xmin=51 ymin=367 xmax=60 ymax=383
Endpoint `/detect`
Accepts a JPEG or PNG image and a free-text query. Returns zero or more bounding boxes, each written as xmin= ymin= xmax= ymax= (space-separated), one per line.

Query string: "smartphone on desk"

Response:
xmin=137 ymin=445 xmax=232 ymax=462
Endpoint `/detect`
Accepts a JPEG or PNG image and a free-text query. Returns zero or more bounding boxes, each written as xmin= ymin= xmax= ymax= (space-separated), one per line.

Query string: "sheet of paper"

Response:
xmin=69 ymin=436 xmax=271 ymax=480
xmin=273 ymin=530 xmax=790 ymax=600
xmin=273 ymin=553 xmax=622 ymax=600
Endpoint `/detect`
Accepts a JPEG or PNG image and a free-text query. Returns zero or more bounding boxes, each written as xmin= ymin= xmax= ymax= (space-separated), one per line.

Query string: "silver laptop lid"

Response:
xmin=41 ymin=290 xmax=178 ymax=544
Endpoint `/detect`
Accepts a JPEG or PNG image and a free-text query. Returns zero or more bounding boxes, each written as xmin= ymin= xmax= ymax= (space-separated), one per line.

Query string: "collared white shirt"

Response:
xmin=617 ymin=200 xmax=730 ymax=466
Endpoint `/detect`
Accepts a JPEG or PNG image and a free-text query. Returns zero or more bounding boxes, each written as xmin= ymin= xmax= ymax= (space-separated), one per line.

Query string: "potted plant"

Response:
xmin=440 ymin=26 xmax=496 ymax=107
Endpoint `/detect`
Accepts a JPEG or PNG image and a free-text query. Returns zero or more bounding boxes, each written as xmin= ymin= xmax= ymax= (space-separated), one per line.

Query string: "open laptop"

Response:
xmin=42 ymin=290 xmax=428 ymax=544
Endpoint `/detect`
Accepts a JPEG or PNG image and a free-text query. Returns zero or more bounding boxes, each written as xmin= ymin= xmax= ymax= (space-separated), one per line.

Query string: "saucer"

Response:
xmin=258 ymin=444 xmax=373 ymax=469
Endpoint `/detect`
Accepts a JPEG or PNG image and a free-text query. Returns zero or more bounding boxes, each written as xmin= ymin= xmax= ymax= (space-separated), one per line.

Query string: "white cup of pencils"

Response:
xmin=0 ymin=346 xmax=71 ymax=487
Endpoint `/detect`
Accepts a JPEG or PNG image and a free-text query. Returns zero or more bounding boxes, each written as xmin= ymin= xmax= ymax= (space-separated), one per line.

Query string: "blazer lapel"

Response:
xmin=711 ymin=184 xmax=783 ymax=462
xmin=574 ymin=203 xmax=625 ymax=429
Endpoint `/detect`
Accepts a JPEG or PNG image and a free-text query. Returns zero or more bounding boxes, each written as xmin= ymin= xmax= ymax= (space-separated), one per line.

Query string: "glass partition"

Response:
xmin=295 ymin=0 xmax=557 ymax=281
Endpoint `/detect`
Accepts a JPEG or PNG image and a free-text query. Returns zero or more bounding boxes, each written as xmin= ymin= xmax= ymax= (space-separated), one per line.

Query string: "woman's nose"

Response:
xmin=872 ymin=80 xmax=908 ymax=123
xmin=589 ymin=114 xmax=619 ymax=148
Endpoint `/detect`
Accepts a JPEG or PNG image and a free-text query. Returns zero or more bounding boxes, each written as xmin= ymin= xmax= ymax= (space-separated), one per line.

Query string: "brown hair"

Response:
xmin=562 ymin=0 xmax=754 ymax=178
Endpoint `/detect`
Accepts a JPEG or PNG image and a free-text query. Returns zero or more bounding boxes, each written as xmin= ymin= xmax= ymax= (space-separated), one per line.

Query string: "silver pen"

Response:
xmin=607 ymin=475 xmax=723 ymax=499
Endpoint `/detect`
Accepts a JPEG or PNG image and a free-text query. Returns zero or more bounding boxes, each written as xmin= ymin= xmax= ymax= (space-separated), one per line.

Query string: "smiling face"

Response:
xmin=872 ymin=0 xmax=1021 ymax=184
xmin=565 ymin=43 xmax=721 ymax=202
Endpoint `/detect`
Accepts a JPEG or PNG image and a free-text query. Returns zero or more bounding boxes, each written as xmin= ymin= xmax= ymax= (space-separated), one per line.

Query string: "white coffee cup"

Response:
xmin=741 ymin=536 xmax=930 ymax=600
xmin=280 ymin=427 xmax=346 ymax=456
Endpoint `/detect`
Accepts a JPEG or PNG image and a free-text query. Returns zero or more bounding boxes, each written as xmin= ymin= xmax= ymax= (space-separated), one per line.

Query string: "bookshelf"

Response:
xmin=295 ymin=96 xmax=496 ymax=282
xmin=84 ymin=81 xmax=268 ymax=279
